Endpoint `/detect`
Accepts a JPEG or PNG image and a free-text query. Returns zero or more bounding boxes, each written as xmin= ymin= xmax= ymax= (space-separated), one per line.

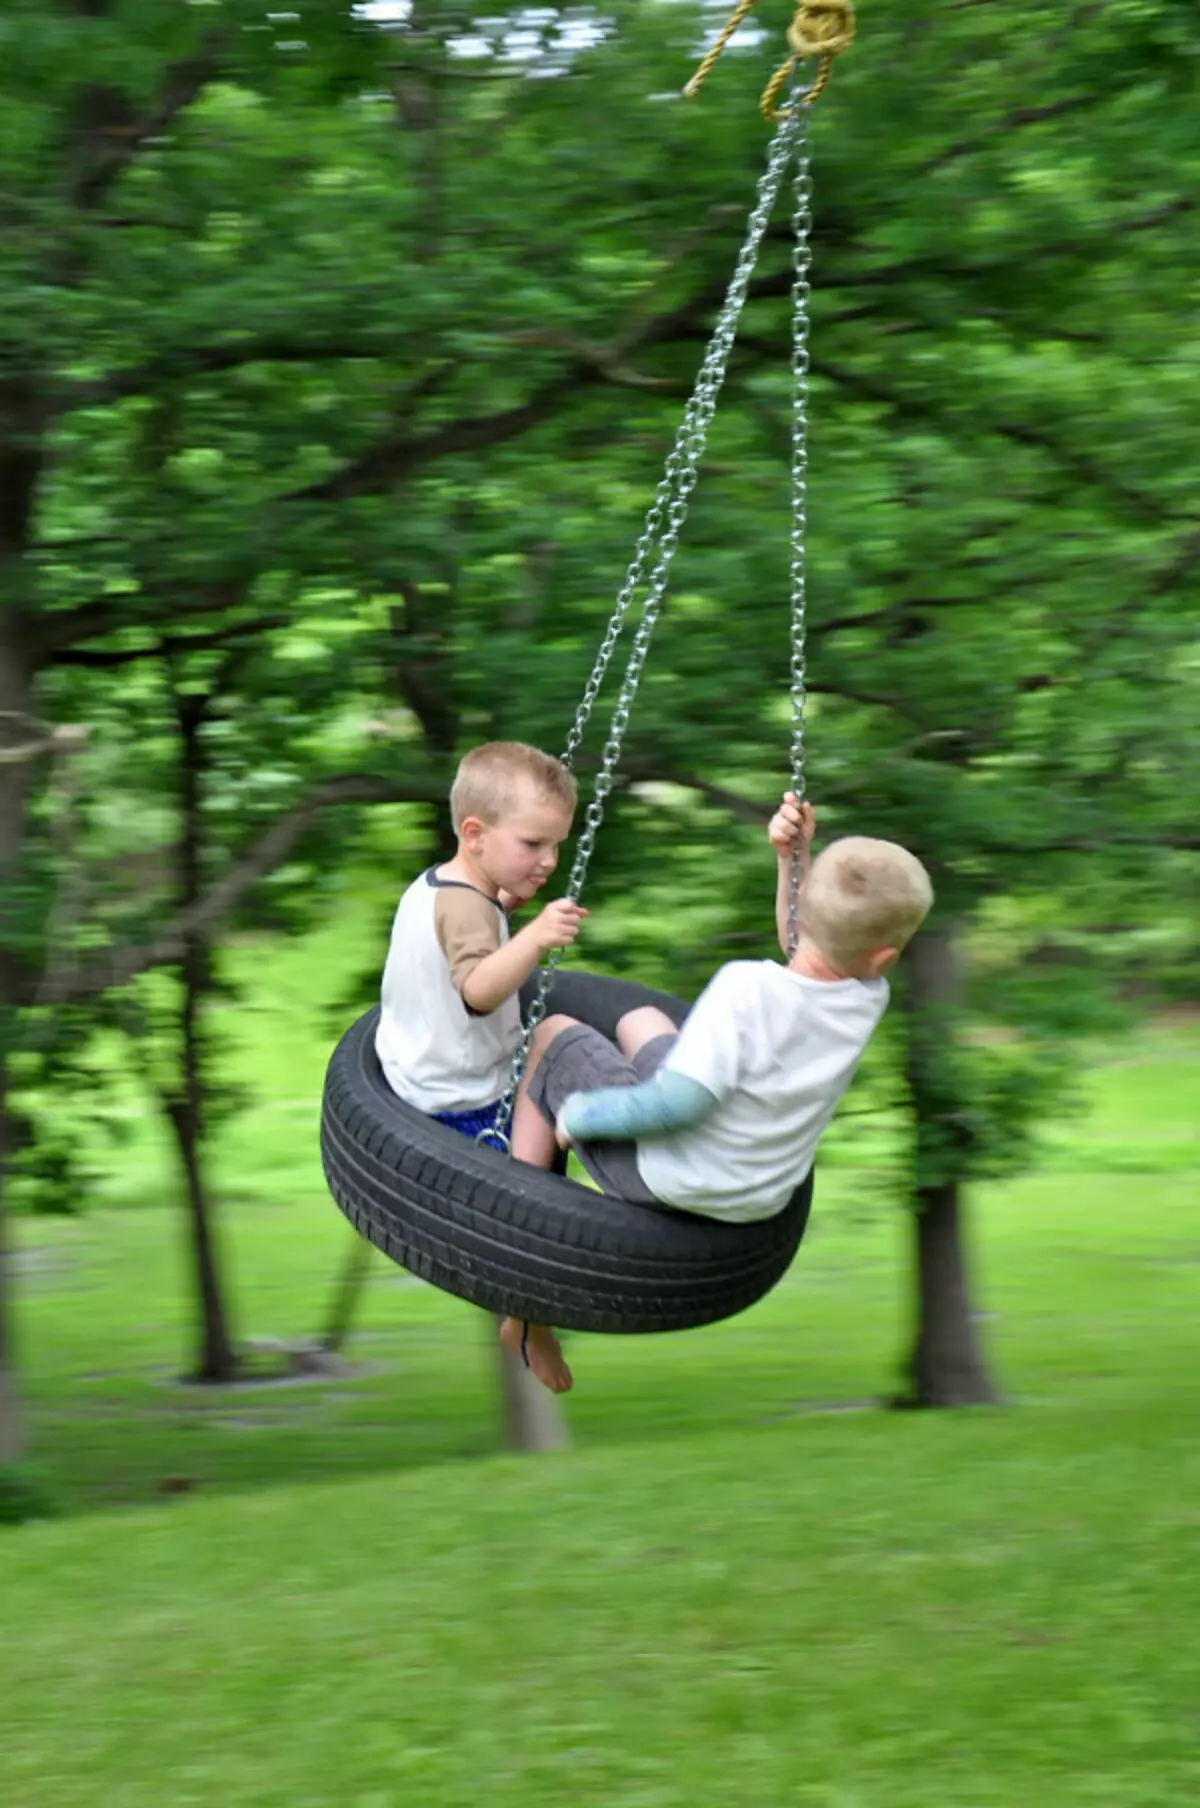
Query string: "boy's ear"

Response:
xmin=865 ymin=946 xmax=899 ymax=978
xmin=458 ymin=814 xmax=487 ymax=847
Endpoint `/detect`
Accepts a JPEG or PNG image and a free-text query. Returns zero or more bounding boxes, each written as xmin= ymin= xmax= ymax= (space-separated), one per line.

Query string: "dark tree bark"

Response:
xmin=389 ymin=581 xmax=459 ymax=860
xmin=0 ymin=689 xmax=35 ymax=1461
xmin=0 ymin=1059 xmax=23 ymax=1467
xmin=899 ymin=924 xmax=1002 ymax=1407
xmin=0 ymin=404 xmax=45 ymax=1463
xmin=319 ymin=1232 xmax=374 ymax=1355
xmin=162 ymin=690 xmax=238 ymax=1384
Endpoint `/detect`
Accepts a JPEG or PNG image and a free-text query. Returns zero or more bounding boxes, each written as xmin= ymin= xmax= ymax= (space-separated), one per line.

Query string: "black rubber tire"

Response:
xmin=320 ymin=972 xmax=813 ymax=1335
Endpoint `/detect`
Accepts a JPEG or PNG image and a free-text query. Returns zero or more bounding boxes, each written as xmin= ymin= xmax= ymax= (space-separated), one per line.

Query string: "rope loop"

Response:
xmin=767 ymin=0 xmax=856 ymax=116
xmin=787 ymin=0 xmax=856 ymax=63
xmin=685 ymin=0 xmax=854 ymax=116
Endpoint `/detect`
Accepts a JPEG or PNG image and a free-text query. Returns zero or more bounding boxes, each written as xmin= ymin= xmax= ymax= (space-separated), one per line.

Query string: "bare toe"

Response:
xmin=501 ymin=1321 xmax=573 ymax=1396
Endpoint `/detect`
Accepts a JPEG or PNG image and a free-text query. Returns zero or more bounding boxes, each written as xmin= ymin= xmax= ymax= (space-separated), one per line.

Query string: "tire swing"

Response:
xmin=321 ymin=10 xmax=854 ymax=1337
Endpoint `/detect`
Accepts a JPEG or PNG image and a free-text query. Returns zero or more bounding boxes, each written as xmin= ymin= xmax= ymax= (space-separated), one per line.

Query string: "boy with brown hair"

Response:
xmin=376 ymin=741 xmax=586 ymax=1144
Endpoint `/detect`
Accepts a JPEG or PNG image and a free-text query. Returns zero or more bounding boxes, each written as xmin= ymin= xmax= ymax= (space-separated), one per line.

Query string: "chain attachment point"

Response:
xmin=685 ymin=0 xmax=855 ymax=118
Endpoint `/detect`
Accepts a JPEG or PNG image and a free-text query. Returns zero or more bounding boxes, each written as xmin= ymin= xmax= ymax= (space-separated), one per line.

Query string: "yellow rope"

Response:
xmin=685 ymin=0 xmax=856 ymax=117
xmin=682 ymin=0 xmax=760 ymax=102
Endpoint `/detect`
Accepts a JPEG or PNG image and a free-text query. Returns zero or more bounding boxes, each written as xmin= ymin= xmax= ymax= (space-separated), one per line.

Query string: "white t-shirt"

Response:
xmin=375 ymin=869 xmax=520 ymax=1113
xmin=636 ymin=960 xmax=889 ymax=1222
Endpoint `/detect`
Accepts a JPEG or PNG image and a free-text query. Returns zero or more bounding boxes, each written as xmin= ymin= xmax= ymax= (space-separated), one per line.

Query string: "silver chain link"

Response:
xmin=786 ymin=104 xmax=813 ymax=959
xmin=485 ymin=100 xmax=809 ymax=1147
xmin=561 ymin=109 xmax=804 ymax=777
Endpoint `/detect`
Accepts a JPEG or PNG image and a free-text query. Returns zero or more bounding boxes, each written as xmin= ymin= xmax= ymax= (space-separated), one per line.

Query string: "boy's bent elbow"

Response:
xmin=460 ymin=965 xmax=504 ymax=1016
xmin=459 ymin=927 xmax=539 ymax=1015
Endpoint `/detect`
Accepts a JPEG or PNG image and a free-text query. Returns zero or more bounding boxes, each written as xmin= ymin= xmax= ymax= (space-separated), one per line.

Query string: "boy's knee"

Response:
xmin=533 ymin=1012 xmax=579 ymax=1050
xmin=616 ymin=1005 xmax=678 ymax=1057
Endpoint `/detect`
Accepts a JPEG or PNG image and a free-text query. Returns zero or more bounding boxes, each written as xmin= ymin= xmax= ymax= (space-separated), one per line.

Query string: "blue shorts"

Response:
xmin=432 ymin=1098 xmax=508 ymax=1148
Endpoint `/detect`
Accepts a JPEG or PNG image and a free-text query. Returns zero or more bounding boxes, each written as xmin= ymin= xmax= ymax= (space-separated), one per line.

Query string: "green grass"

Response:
xmin=2 ymin=1000 xmax=1197 ymax=1806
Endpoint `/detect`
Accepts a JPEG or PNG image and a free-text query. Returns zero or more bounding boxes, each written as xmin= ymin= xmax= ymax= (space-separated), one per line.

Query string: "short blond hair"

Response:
xmin=802 ymin=836 xmax=933 ymax=969
xmin=449 ymin=741 xmax=577 ymax=834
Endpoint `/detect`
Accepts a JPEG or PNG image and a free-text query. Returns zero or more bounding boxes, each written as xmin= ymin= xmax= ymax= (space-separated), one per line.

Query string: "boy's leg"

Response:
xmin=510 ymin=1013 xmax=581 ymax=1168
xmin=501 ymin=1012 xmax=682 ymax=1394
xmin=509 ymin=1091 xmax=557 ymax=1169
xmin=503 ymin=1013 xmax=583 ymax=1396
xmin=502 ymin=1012 xmax=645 ymax=1396
xmin=615 ymin=1005 xmax=680 ymax=1060
xmin=522 ymin=1017 xmax=670 ymax=1208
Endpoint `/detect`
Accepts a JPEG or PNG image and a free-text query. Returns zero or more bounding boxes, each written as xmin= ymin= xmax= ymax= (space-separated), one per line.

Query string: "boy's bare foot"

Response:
xmin=499 ymin=1317 xmax=574 ymax=1394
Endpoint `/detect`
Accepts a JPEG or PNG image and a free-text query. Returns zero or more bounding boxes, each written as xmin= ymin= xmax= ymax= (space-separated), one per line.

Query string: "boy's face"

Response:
xmin=463 ymin=780 xmax=573 ymax=904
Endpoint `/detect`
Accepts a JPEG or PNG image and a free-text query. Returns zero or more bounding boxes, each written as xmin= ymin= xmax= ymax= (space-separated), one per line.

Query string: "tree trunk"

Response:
xmin=906 ymin=1177 xmax=1000 ymax=1406
xmin=0 ymin=1063 xmax=23 ymax=1466
xmin=900 ymin=924 xmax=1001 ymax=1407
xmin=167 ymin=691 xmax=238 ymax=1384
xmin=0 ymin=623 xmax=38 ymax=1466
xmin=164 ymin=1087 xmax=238 ymax=1384
xmin=389 ymin=583 xmax=459 ymax=859
xmin=494 ymin=1320 xmax=570 ymax=1452
xmin=320 ymin=1230 xmax=373 ymax=1353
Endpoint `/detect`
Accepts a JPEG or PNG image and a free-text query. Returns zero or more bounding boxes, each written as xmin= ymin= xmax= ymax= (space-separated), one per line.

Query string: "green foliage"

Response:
xmin=0 ymin=1462 xmax=57 ymax=1526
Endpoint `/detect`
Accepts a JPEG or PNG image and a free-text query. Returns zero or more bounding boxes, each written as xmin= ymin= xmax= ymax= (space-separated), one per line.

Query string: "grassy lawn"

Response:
xmin=2 ymin=1002 xmax=1197 ymax=1806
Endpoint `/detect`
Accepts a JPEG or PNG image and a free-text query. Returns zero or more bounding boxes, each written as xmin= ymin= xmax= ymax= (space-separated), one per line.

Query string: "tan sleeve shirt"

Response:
xmin=433 ymin=885 xmax=504 ymax=996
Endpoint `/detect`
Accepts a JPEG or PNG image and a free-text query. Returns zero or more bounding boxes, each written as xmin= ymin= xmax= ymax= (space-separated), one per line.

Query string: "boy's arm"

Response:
xmin=559 ymin=964 xmax=745 ymax=1146
xmin=459 ymin=899 xmax=586 ymax=1015
xmin=558 ymin=1070 xmax=718 ymax=1145
xmin=459 ymin=920 xmax=547 ymax=1015
xmin=768 ymin=794 xmax=816 ymax=956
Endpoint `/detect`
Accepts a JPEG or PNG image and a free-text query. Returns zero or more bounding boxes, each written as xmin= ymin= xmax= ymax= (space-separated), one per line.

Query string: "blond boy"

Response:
xmin=376 ymin=742 xmax=584 ymax=1143
xmin=506 ymin=796 xmax=934 ymax=1394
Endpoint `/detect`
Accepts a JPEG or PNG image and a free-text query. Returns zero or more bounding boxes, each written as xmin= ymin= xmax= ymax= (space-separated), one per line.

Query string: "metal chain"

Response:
xmin=560 ymin=108 xmax=802 ymax=776
xmin=786 ymin=105 xmax=813 ymax=959
xmin=484 ymin=101 xmax=806 ymax=1147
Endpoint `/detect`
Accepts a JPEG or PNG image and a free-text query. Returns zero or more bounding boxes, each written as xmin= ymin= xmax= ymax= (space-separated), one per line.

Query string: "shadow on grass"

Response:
xmin=19 ymin=1248 xmax=913 ymax=1523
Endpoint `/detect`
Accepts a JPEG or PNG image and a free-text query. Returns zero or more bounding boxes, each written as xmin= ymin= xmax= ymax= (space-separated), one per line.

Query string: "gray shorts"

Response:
xmin=526 ymin=1024 xmax=678 ymax=1206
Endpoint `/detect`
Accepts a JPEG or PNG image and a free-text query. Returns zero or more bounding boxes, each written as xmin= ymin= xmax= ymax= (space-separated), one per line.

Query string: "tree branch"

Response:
xmin=36 ymin=774 xmax=447 ymax=1007
xmin=810 ymin=596 xmax=983 ymax=639
xmin=632 ymin=765 xmax=1200 ymax=862
xmin=1148 ymin=527 xmax=1200 ymax=599
xmin=806 ymin=681 xmax=928 ymax=727
xmin=0 ymin=713 xmax=88 ymax=767
xmin=69 ymin=28 xmax=228 ymax=213
xmin=275 ymin=244 xmax=797 ymax=507
xmin=808 ymin=356 xmax=1200 ymax=530
xmin=812 ymin=196 xmax=1196 ymax=294
xmin=920 ymin=95 xmax=1102 ymax=175
xmin=49 ymin=615 xmax=290 ymax=669
xmin=67 ymin=340 xmax=406 ymax=408
xmin=627 ymin=764 xmax=768 ymax=826
xmin=284 ymin=372 xmax=594 ymax=505
xmin=33 ymin=579 xmax=250 ymax=660
xmin=502 ymin=330 xmax=678 ymax=392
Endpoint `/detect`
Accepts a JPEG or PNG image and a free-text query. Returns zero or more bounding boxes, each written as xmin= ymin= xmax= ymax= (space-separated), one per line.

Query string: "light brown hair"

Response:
xmin=802 ymin=836 xmax=933 ymax=969
xmin=449 ymin=741 xmax=577 ymax=834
